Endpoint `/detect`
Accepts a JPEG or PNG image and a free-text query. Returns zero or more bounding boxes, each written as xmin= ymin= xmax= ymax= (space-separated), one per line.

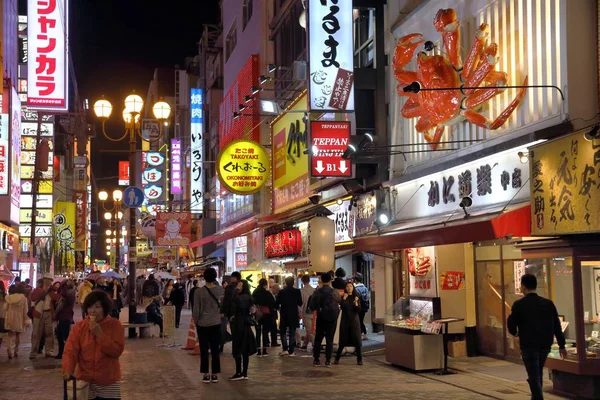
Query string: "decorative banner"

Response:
xmin=308 ymin=0 xmax=354 ymax=111
xmin=310 ymin=121 xmax=351 ymax=177
xmin=514 ymin=261 xmax=526 ymax=293
xmin=73 ymin=191 xmax=87 ymax=251
xmin=190 ymin=88 xmax=204 ymax=213
xmin=325 ymin=200 xmax=355 ymax=244
xmin=307 ymin=217 xmax=335 ymax=273
xmin=10 ymin=88 xmax=22 ymax=223
xmin=530 ymin=130 xmax=600 ymax=235
xmin=157 ymin=248 xmax=176 ymax=263
xmin=440 ymin=271 xmax=465 ymax=290
xmin=170 ymin=138 xmax=182 ymax=194
xmin=118 ymin=161 xmax=129 ymax=185
xmin=155 ymin=212 xmax=192 ymax=246
xmin=219 ymin=54 xmax=260 ymax=149
xmin=0 ymin=114 xmax=8 ymax=195
xmin=272 ymin=93 xmax=311 ymax=212
xmin=27 ymin=0 xmax=69 ymax=111
xmin=53 ymin=201 xmax=76 ymax=270
xmin=217 ymin=139 xmax=270 ymax=195
xmin=265 ymin=229 xmax=302 ymax=258
xmin=355 ymin=193 xmax=376 ymax=237
xmin=405 ymin=247 xmax=437 ymax=297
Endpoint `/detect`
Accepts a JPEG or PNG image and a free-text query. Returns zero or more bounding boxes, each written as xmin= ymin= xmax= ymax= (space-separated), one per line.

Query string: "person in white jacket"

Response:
xmin=300 ymin=275 xmax=315 ymax=351
xmin=4 ymin=284 xmax=31 ymax=358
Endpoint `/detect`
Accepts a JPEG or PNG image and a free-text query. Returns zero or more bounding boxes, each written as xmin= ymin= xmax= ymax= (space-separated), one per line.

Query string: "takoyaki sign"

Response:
xmin=307 ymin=0 xmax=354 ymax=111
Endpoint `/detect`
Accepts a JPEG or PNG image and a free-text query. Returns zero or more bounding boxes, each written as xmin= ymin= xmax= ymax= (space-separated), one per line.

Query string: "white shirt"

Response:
xmin=300 ymin=284 xmax=315 ymax=315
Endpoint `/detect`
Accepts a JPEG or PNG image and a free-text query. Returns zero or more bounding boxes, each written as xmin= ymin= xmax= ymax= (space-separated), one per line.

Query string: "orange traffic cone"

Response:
xmin=190 ymin=340 xmax=200 ymax=356
xmin=182 ymin=317 xmax=198 ymax=350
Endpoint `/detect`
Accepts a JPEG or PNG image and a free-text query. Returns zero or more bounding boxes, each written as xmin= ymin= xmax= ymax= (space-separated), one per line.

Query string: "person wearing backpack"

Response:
xmin=309 ymin=272 xmax=341 ymax=367
xmin=353 ymin=273 xmax=370 ymax=340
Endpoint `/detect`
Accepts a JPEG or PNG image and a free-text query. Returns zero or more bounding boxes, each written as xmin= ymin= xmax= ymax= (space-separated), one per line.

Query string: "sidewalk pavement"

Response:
xmin=0 ymin=307 xmax=568 ymax=400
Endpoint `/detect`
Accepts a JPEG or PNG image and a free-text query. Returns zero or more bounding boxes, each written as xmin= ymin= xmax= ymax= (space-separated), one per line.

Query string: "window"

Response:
xmin=353 ymin=8 xmax=375 ymax=68
xmin=243 ymin=0 xmax=253 ymax=30
xmin=225 ymin=23 xmax=237 ymax=61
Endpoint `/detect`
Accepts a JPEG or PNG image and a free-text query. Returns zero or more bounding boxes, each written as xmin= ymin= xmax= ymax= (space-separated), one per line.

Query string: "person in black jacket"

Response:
xmin=310 ymin=272 xmax=341 ymax=367
xmin=229 ymin=280 xmax=257 ymax=381
xmin=221 ymin=272 xmax=241 ymax=319
xmin=335 ymin=282 xmax=362 ymax=365
xmin=170 ymin=283 xmax=186 ymax=328
xmin=276 ymin=276 xmax=303 ymax=356
xmin=252 ymin=278 xmax=275 ymax=357
xmin=332 ymin=268 xmax=347 ymax=290
xmin=146 ymin=296 xmax=164 ymax=337
xmin=507 ymin=274 xmax=567 ymax=400
xmin=189 ymin=280 xmax=199 ymax=314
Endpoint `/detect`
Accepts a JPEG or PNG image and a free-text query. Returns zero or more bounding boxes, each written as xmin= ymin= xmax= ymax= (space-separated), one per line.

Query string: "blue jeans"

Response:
xmin=521 ymin=348 xmax=549 ymax=400
xmin=280 ymin=323 xmax=297 ymax=354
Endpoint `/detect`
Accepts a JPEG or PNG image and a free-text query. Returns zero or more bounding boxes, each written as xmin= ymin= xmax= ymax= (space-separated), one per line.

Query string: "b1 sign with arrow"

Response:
xmin=310 ymin=121 xmax=352 ymax=178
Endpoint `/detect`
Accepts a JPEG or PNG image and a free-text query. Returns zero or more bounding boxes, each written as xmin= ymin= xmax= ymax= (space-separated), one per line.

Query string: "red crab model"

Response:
xmin=393 ymin=8 xmax=528 ymax=150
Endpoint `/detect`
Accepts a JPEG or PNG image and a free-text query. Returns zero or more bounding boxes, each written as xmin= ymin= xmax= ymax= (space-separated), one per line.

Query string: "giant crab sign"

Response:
xmin=393 ymin=8 xmax=528 ymax=150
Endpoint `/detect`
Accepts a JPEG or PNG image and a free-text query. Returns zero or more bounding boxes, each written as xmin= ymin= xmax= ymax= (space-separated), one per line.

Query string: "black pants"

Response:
xmin=280 ymin=322 xmax=297 ymax=354
xmin=256 ymin=315 xmax=271 ymax=349
xmin=234 ymin=352 xmax=249 ymax=376
xmin=336 ymin=344 xmax=362 ymax=362
xmin=175 ymin=305 xmax=183 ymax=327
xmin=270 ymin=312 xmax=278 ymax=345
xmin=521 ymin=348 xmax=549 ymax=400
xmin=152 ymin=316 xmax=164 ymax=333
xmin=197 ymin=324 xmax=221 ymax=374
xmin=55 ymin=320 xmax=71 ymax=357
xmin=313 ymin=318 xmax=337 ymax=362
xmin=359 ymin=310 xmax=367 ymax=335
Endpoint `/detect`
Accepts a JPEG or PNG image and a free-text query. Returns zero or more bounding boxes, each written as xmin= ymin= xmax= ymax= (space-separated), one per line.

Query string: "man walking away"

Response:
xmin=29 ymin=278 xmax=55 ymax=359
xmin=252 ymin=278 xmax=275 ymax=357
xmin=300 ymin=275 xmax=315 ymax=351
xmin=507 ymin=274 xmax=567 ymax=400
xmin=353 ymin=273 xmax=370 ymax=340
xmin=277 ymin=276 xmax=303 ymax=356
xmin=310 ymin=272 xmax=341 ymax=367
xmin=170 ymin=283 xmax=186 ymax=328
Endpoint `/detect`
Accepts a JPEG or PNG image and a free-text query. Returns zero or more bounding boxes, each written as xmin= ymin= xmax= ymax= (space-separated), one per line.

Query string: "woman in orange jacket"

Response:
xmin=62 ymin=290 xmax=125 ymax=399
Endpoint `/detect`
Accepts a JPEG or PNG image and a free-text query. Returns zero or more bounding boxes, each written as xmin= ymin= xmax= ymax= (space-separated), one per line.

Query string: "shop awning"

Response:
xmin=258 ymin=204 xmax=332 ymax=227
xmin=189 ymin=218 xmax=258 ymax=249
xmin=284 ymin=248 xmax=357 ymax=270
xmin=354 ymin=203 xmax=531 ymax=253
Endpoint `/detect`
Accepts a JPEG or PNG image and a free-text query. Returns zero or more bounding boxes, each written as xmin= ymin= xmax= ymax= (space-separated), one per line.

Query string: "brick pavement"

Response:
xmin=0 ymin=308 xmax=568 ymax=400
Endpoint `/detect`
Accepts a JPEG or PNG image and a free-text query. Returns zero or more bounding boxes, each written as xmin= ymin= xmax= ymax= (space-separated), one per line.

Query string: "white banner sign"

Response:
xmin=20 ymin=194 xmax=53 ymax=208
xmin=190 ymin=88 xmax=204 ymax=213
xmin=27 ymin=0 xmax=69 ymax=111
xmin=308 ymin=0 xmax=354 ymax=111
xmin=0 ymin=115 xmax=8 ymax=195
xmin=326 ymin=200 xmax=355 ymax=244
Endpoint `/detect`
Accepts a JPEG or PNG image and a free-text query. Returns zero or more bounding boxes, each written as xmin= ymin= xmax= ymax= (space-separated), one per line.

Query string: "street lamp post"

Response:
xmin=94 ymin=94 xmax=171 ymax=338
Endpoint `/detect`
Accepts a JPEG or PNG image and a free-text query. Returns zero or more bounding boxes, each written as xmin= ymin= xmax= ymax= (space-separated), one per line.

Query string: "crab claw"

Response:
xmin=393 ymin=34 xmax=424 ymax=84
xmin=434 ymin=9 xmax=459 ymax=32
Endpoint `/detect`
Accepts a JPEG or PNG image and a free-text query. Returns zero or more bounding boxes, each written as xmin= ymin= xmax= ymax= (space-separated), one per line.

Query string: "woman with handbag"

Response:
xmin=62 ymin=290 xmax=125 ymax=399
xmin=252 ymin=278 xmax=274 ymax=357
xmin=3 ymin=284 xmax=31 ymax=358
xmin=192 ymin=267 xmax=224 ymax=384
xmin=229 ymin=280 xmax=257 ymax=381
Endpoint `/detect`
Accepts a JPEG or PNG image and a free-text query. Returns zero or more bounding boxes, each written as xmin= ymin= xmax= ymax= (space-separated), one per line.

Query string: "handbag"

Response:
xmin=64 ymin=378 xmax=89 ymax=400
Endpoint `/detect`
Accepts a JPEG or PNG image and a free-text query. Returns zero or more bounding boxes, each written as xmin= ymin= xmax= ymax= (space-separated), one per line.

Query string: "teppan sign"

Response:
xmin=530 ymin=129 xmax=600 ymax=235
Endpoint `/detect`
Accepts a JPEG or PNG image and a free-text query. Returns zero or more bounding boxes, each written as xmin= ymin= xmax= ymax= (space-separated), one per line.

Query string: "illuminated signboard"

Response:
xmin=308 ymin=0 xmax=354 ymax=111
xmin=170 ymin=138 xmax=182 ymax=194
xmin=27 ymin=0 xmax=69 ymax=111
xmin=217 ymin=139 xmax=270 ymax=195
xmin=310 ymin=121 xmax=351 ymax=177
xmin=190 ymin=88 xmax=204 ymax=213
xmin=118 ymin=161 xmax=129 ymax=185
xmin=0 ymin=114 xmax=8 ymax=195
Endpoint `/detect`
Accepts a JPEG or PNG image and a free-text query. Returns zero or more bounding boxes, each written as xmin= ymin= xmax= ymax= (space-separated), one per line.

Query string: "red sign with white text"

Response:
xmin=118 ymin=161 xmax=129 ymax=185
xmin=73 ymin=191 xmax=87 ymax=251
xmin=310 ymin=121 xmax=352 ymax=177
xmin=265 ymin=229 xmax=302 ymax=258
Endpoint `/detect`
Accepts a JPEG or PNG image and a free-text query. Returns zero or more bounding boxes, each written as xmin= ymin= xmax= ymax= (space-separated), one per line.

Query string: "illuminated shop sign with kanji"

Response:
xmin=170 ymin=139 xmax=182 ymax=194
xmin=217 ymin=139 xmax=270 ymax=195
xmin=141 ymin=151 xmax=165 ymax=207
xmin=530 ymin=131 xmax=600 ymax=235
xmin=27 ymin=0 xmax=69 ymax=111
xmin=308 ymin=0 xmax=354 ymax=111
xmin=190 ymin=88 xmax=204 ymax=213
xmin=265 ymin=229 xmax=302 ymax=258
xmin=0 ymin=114 xmax=9 ymax=195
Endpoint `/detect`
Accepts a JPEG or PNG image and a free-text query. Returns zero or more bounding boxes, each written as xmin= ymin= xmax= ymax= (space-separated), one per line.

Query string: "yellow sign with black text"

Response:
xmin=530 ymin=131 xmax=600 ymax=235
xmin=217 ymin=139 xmax=270 ymax=195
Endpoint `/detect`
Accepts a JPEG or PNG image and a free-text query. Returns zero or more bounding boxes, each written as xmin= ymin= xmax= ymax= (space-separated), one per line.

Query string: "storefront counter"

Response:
xmin=384 ymin=325 xmax=444 ymax=371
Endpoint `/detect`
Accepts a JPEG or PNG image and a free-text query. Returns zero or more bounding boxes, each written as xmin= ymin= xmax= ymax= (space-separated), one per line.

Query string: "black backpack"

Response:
xmin=356 ymin=285 xmax=370 ymax=311
xmin=318 ymin=288 xmax=340 ymax=322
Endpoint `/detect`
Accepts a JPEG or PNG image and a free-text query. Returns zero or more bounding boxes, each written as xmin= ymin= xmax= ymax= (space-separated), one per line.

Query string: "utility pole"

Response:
xmin=127 ymin=119 xmax=137 ymax=338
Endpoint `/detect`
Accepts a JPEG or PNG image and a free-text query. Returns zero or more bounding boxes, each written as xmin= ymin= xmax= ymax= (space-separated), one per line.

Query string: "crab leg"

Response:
xmin=401 ymin=96 xmax=423 ymax=118
xmin=463 ymin=71 xmax=508 ymax=109
xmin=463 ymin=23 xmax=490 ymax=80
xmin=434 ymin=9 xmax=462 ymax=70
xmin=415 ymin=117 xmax=444 ymax=150
xmin=462 ymin=76 xmax=528 ymax=129
xmin=463 ymin=44 xmax=498 ymax=95
xmin=393 ymin=34 xmax=424 ymax=85
xmin=424 ymin=126 xmax=445 ymax=150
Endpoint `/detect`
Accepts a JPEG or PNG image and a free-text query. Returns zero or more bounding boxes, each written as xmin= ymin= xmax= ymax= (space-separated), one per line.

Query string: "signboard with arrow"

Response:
xmin=310 ymin=121 xmax=352 ymax=178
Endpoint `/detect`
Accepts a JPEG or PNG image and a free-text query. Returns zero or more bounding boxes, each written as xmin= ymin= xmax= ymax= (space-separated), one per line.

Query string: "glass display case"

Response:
xmin=385 ymin=296 xmax=442 ymax=331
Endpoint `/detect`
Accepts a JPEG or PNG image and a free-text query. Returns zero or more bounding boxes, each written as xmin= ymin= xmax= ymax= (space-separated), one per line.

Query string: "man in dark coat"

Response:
xmin=276 ymin=276 xmax=303 ymax=356
xmin=332 ymin=268 xmax=347 ymax=290
xmin=252 ymin=279 xmax=275 ymax=356
xmin=170 ymin=283 xmax=186 ymax=328
xmin=221 ymin=271 xmax=241 ymax=319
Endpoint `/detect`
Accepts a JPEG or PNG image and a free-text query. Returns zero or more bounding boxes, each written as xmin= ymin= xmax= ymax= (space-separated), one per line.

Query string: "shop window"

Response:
xmin=353 ymin=8 xmax=375 ymax=68
xmin=242 ymin=0 xmax=253 ymax=30
xmin=225 ymin=22 xmax=237 ymax=62
xmin=547 ymin=257 xmax=577 ymax=360
xmin=476 ymin=260 xmax=504 ymax=357
xmin=580 ymin=261 xmax=600 ymax=359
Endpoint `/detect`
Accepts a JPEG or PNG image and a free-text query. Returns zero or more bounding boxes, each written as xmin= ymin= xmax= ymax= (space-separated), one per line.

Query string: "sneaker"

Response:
xmin=325 ymin=361 xmax=332 ymax=368
xmin=279 ymin=351 xmax=288 ymax=356
xmin=243 ymin=375 xmax=249 ymax=380
xmin=211 ymin=375 xmax=219 ymax=383
xmin=357 ymin=360 xmax=363 ymax=366
xmin=202 ymin=374 xmax=211 ymax=384
xmin=229 ymin=373 xmax=245 ymax=381
xmin=288 ymin=353 xmax=297 ymax=357
xmin=313 ymin=360 xmax=321 ymax=367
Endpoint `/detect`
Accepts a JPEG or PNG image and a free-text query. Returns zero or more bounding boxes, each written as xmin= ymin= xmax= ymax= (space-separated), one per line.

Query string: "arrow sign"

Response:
xmin=339 ymin=160 xmax=348 ymax=174
xmin=316 ymin=160 xmax=325 ymax=173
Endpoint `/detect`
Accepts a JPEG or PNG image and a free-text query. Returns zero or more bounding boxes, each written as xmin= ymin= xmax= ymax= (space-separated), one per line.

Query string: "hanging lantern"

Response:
xmin=307 ymin=216 xmax=335 ymax=273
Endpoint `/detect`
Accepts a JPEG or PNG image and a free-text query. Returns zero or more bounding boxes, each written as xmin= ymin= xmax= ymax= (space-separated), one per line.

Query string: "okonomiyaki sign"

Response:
xmin=217 ymin=140 xmax=271 ymax=195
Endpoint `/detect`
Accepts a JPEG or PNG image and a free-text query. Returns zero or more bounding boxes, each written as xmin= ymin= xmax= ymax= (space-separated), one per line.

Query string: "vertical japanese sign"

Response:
xmin=307 ymin=0 xmax=354 ymax=111
xmin=530 ymin=130 xmax=600 ymax=235
xmin=73 ymin=192 xmax=87 ymax=251
xmin=118 ymin=161 xmax=129 ymax=185
xmin=10 ymin=88 xmax=22 ymax=224
xmin=27 ymin=0 xmax=69 ymax=111
xmin=190 ymin=88 xmax=204 ymax=213
xmin=170 ymin=139 xmax=182 ymax=194
xmin=310 ymin=121 xmax=351 ymax=177
xmin=0 ymin=113 xmax=8 ymax=195
xmin=141 ymin=151 xmax=165 ymax=205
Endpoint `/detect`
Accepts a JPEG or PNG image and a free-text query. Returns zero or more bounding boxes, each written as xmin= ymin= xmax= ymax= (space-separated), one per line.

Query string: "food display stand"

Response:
xmin=384 ymin=296 xmax=444 ymax=371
